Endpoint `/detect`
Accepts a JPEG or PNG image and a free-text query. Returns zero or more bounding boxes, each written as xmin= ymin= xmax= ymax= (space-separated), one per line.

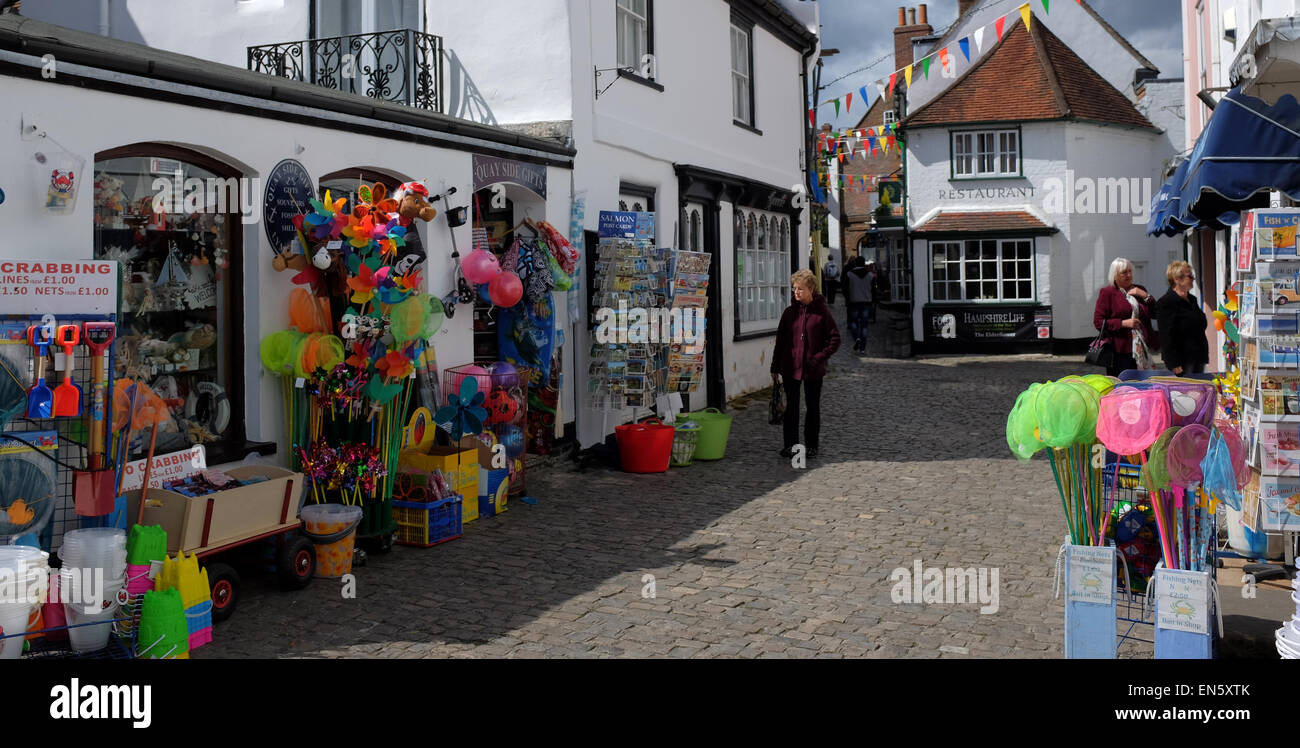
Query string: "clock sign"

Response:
xmin=262 ymin=159 xmax=315 ymax=254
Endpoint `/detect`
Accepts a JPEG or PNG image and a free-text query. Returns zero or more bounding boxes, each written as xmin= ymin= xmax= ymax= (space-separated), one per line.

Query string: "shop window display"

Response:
xmin=92 ymin=148 xmax=244 ymax=459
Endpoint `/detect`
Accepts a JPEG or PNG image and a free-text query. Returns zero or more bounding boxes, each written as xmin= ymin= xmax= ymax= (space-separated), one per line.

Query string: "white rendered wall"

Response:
xmin=0 ymin=70 xmax=578 ymax=465
xmin=23 ymin=0 xmax=311 ymax=69
xmin=906 ymin=120 xmax=1178 ymax=340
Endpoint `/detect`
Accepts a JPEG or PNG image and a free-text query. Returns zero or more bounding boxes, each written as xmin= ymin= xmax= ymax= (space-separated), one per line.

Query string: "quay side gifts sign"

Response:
xmin=0 ymin=259 xmax=118 ymax=314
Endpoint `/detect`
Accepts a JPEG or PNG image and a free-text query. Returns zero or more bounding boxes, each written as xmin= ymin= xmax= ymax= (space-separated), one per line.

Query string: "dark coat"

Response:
xmin=771 ymin=294 xmax=841 ymax=381
xmin=1093 ymin=284 xmax=1158 ymax=356
xmin=1156 ymin=289 xmax=1209 ymax=371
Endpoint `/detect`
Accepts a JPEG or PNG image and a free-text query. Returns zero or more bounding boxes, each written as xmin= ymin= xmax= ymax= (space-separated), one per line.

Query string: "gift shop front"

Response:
xmin=0 ymin=16 xmax=577 ymax=656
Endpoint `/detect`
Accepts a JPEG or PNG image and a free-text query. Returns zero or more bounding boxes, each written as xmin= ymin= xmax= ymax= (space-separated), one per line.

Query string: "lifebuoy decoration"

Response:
xmin=185 ymin=381 xmax=230 ymax=436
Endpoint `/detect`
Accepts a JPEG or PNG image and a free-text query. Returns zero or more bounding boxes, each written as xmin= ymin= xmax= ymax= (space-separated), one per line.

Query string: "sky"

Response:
xmin=813 ymin=0 xmax=1185 ymax=131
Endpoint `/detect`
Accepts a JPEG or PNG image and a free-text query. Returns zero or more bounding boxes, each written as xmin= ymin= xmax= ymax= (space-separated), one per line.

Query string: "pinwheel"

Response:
xmin=347 ymin=263 xmax=378 ymax=304
xmin=435 ymin=376 xmax=488 ymax=441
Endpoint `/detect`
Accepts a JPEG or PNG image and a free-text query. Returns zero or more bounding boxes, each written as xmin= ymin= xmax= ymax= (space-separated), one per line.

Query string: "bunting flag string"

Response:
xmin=811 ymin=0 xmax=1057 ymax=117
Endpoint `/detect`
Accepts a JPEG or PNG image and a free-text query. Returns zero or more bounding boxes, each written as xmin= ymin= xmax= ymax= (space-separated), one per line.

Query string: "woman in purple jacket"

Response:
xmin=1093 ymin=258 xmax=1159 ymax=377
xmin=771 ymin=269 xmax=841 ymax=458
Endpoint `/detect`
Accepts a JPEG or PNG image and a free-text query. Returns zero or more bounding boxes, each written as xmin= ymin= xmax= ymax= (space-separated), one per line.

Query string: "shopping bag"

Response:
xmin=1084 ymin=333 xmax=1114 ymax=368
xmin=768 ymin=378 xmax=786 ymax=425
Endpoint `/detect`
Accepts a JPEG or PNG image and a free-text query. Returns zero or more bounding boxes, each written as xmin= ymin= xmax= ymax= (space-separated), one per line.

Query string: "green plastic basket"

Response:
xmin=676 ymin=408 xmax=732 ymax=460
xmin=671 ymin=425 xmax=701 ymax=467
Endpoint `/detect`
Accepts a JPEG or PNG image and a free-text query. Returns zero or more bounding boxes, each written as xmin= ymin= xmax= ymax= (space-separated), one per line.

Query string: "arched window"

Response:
xmin=93 ymin=144 xmax=249 ymax=461
xmin=319 ymin=168 xmax=426 ymax=258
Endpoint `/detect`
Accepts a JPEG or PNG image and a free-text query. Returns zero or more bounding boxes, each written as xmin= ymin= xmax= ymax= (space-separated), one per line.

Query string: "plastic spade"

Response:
xmin=25 ymin=325 xmax=54 ymax=418
xmin=53 ymin=324 xmax=83 ymax=416
xmin=82 ymin=322 xmax=116 ymax=469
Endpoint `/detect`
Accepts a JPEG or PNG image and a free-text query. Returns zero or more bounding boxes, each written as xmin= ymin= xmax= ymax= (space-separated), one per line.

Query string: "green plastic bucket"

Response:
xmin=677 ymin=408 xmax=732 ymax=460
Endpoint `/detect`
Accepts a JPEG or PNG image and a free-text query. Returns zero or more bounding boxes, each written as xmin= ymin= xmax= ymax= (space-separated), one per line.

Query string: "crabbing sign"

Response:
xmin=0 ymin=259 xmax=117 ymax=315
xmin=119 ymin=446 xmax=206 ymax=492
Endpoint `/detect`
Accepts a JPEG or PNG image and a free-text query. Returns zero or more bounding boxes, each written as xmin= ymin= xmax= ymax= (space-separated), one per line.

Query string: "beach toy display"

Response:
xmin=137 ymin=588 xmax=188 ymax=659
xmin=155 ymin=550 xmax=212 ymax=651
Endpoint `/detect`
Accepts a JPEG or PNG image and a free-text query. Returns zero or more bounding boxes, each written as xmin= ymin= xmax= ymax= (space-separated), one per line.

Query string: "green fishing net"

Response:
xmin=1007 ymin=383 xmax=1045 ymax=460
xmin=259 ymin=330 xmax=303 ymax=376
xmin=389 ymin=294 xmax=445 ymax=343
xmin=1034 ymin=380 xmax=1094 ymax=448
xmin=316 ymin=335 xmax=345 ymax=372
xmin=1141 ymin=426 xmax=1180 ymax=492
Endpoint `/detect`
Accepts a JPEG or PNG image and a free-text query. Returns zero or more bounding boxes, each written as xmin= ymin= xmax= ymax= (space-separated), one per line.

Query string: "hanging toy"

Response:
xmin=393 ymin=181 xmax=438 ymax=227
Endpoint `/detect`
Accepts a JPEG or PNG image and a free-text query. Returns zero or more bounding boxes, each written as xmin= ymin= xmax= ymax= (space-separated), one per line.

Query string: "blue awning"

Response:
xmin=1147 ymin=158 xmax=1189 ymax=237
xmin=1180 ymin=86 xmax=1300 ymax=223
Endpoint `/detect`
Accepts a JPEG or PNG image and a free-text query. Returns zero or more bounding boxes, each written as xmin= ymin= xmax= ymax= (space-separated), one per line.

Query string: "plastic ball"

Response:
xmin=486 ymin=388 xmax=520 ymax=425
xmin=489 ymin=362 xmax=519 ymax=389
xmin=496 ymin=423 xmax=525 ymax=459
xmin=451 ymin=365 xmax=492 ymax=395
xmin=488 ymin=272 xmax=523 ymax=307
xmin=463 ymin=249 xmax=501 ymax=284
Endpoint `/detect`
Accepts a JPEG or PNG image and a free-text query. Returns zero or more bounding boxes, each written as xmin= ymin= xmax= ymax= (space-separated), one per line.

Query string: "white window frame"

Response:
xmin=929 ymin=238 xmax=1035 ymax=303
xmin=883 ymin=110 xmax=897 ymax=126
xmin=951 ymin=129 xmax=1020 ymax=178
xmin=736 ymin=207 xmax=789 ymax=333
xmin=617 ymin=0 xmax=650 ymax=72
xmin=731 ymin=23 xmax=753 ymax=125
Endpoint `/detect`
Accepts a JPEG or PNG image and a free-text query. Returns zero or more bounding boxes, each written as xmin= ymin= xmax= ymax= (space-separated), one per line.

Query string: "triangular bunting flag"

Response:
xmin=845 ymin=92 xmax=853 ymax=113
xmin=809 ymin=108 xmax=816 ymax=127
xmin=996 ymin=16 xmax=1006 ymax=40
xmin=938 ymin=47 xmax=950 ymax=71
xmin=868 ymin=136 xmax=877 ymax=152
xmin=904 ymin=64 xmax=913 ymax=88
xmin=888 ymin=72 xmax=897 ymax=97
xmin=922 ymin=56 xmax=931 ymax=79
xmin=838 ymin=153 xmax=845 ymax=164
xmin=876 ymin=80 xmax=886 ymax=101
xmin=860 ymin=86 xmax=870 ymax=109
xmin=1042 ymin=0 xmax=1050 ymax=12
xmin=974 ymin=27 xmax=985 ymax=53
xmin=1020 ymin=3 xmax=1032 ymax=30
xmin=959 ymin=38 xmax=971 ymax=62
xmin=833 ymin=98 xmax=840 ymax=117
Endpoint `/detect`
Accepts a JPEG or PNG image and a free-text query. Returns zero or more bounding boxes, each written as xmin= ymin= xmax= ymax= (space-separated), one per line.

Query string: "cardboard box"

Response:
xmin=399 ymin=444 xmax=478 ymax=523
xmin=124 ymin=466 xmax=304 ymax=554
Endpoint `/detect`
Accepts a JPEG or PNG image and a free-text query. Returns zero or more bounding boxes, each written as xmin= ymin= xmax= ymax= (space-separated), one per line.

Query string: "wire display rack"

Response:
xmin=1102 ymin=458 xmax=1219 ymax=654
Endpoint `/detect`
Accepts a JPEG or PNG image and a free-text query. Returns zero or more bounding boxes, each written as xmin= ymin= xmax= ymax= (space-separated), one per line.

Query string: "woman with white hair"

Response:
xmin=1092 ymin=258 xmax=1159 ymax=376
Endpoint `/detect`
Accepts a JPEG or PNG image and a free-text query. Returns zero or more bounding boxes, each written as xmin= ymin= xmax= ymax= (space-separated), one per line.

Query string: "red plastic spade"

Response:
xmin=53 ymin=324 xmax=83 ymax=416
xmin=25 ymin=325 xmax=53 ymax=419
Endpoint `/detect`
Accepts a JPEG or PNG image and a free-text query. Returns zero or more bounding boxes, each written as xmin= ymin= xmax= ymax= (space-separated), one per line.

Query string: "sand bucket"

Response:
xmin=300 ymin=504 xmax=363 ymax=578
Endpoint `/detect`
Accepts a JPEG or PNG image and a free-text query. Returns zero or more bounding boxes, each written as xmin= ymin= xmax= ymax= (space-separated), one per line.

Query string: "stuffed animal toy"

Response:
xmin=393 ymin=181 xmax=437 ymax=227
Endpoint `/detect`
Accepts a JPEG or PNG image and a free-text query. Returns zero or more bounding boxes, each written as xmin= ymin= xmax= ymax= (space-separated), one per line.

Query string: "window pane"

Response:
xmin=1019 ymin=281 xmax=1031 ymax=299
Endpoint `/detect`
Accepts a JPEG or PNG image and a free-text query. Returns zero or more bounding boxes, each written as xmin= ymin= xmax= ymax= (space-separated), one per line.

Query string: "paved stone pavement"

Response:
xmin=199 ymin=352 xmax=1158 ymax=659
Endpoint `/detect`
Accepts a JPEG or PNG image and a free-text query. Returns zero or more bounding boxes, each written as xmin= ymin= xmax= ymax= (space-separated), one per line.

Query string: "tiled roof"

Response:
xmin=912 ymin=210 xmax=1056 ymax=234
xmin=903 ymin=17 xmax=1155 ymax=130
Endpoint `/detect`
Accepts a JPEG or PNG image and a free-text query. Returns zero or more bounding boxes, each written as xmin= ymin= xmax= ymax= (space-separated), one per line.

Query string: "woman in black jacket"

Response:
xmin=1156 ymin=261 xmax=1210 ymax=375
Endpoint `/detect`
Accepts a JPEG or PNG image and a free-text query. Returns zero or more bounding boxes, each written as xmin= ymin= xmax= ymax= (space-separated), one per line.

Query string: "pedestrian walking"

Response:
xmin=822 ymin=254 xmax=840 ymax=305
xmin=1156 ymin=260 xmax=1210 ymax=376
xmin=1093 ymin=257 xmax=1159 ymax=377
xmin=771 ymin=269 xmax=841 ymax=459
xmin=842 ymin=256 xmax=873 ymax=353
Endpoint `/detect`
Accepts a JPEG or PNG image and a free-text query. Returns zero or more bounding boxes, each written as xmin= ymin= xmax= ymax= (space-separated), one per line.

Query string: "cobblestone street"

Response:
xmin=197 ymin=351 xmax=1121 ymax=659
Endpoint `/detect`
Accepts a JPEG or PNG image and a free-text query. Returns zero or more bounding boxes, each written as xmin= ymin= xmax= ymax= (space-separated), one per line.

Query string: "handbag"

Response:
xmin=769 ymin=377 xmax=786 ymax=425
xmin=1084 ymin=333 xmax=1114 ymax=368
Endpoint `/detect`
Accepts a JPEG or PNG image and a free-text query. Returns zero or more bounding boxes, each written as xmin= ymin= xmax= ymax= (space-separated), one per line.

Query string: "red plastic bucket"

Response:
xmin=615 ymin=420 xmax=675 ymax=473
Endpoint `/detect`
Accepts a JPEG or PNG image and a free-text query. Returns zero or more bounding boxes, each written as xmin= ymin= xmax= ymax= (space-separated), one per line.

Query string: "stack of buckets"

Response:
xmin=301 ymin=504 xmax=363 ymax=578
xmin=138 ymin=588 xmax=188 ymax=659
xmin=0 ymin=546 xmax=48 ymax=659
xmin=121 ymin=526 xmax=168 ymax=645
xmin=155 ymin=551 xmax=212 ymax=652
xmin=1276 ymin=577 xmax=1300 ymax=659
xmin=58 ymin=528 xmax=127 ymax=653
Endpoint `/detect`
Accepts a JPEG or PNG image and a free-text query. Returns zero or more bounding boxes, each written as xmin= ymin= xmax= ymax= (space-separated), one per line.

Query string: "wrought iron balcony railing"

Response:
xmin=248 ymin=29 xmax=443 ymax=112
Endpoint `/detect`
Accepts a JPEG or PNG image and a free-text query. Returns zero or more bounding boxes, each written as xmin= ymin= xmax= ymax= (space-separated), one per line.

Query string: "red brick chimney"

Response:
xmin=893 ymin=5 xmax=934 ymax=71
xmin=958 ymin=0 xmax=978 ymax=17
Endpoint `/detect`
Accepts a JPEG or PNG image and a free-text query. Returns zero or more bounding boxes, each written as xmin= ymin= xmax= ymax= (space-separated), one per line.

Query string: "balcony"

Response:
xmin=248 ymin=29 xmax=443 ymax=113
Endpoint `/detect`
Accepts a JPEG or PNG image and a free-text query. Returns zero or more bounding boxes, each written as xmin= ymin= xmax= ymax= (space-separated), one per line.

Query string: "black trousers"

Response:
xmin=782 ymin=377 xmax=823 ymax=450
xmin=1106 ymin=353 xmax=1137 ymax=378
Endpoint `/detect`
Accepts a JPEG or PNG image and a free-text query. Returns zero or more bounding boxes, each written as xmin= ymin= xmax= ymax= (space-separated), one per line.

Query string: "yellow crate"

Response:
xmin=399 ymin=446 xmax=478 ymax=495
